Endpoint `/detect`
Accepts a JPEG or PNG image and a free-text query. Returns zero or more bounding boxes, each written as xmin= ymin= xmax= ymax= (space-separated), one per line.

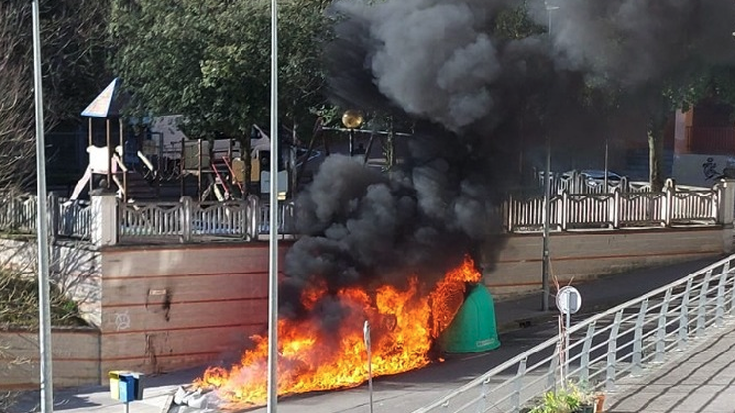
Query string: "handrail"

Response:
xmin=412 ymin=254 xmax=735 ymax=413
xmin=117 ymin=196 xmax=293 ymax=242
xmin=505 ymin=184 xmax=720 ymax=232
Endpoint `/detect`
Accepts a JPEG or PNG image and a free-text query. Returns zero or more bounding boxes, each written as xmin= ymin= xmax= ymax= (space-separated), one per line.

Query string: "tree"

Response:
xmin=110 ymin=0 xmax=334 ymax=190
xmin=0 ymin=3 xmax=109 ymax=408
xmin=636 ymin=66 xmax=735 ymax=191
xmin=0 ymin=0 xmax=111 ymax=192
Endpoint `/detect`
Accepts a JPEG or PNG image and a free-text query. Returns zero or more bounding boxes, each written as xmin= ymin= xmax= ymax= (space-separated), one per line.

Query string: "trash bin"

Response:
xmin=437 ymin=283 xmax=501 ymax=353
xmin=109 ymin=371 xmax=145 ymax=402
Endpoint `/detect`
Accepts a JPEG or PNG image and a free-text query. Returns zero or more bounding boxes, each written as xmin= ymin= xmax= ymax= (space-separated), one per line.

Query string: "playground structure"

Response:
xmin=74 ymin=79 xmax=288 ymax=202
xmin=71 ymin=118 xmax=288 ymax=202
xmin=72 ymin=80 xmax=408 ymax=203
xmin=139 ymin=117 xmax=288 ymax=201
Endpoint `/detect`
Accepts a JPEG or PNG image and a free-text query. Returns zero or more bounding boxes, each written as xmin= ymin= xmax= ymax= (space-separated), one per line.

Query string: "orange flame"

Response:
xmin=196 ymin=255 xmax=481 ymax=407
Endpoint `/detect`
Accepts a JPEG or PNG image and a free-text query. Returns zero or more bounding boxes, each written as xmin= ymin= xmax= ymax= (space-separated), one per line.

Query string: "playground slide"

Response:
xmin=70 ymin=165 xmax=92 ymax=200
xmin=70 ymin=145 xmax=132 ymax=200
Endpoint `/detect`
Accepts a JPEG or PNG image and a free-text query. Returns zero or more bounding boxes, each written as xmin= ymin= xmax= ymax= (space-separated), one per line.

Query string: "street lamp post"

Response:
xmin=31 ymin=1 xmax=54 ymax=411
xmin=542 ymin=136 xmax=551 ymax=312
xmin=267 ymin=0 xmax=279 ymax=412
xmin=342 ymin=110 xmax=363 ymax=156
xmin=541 ymin=2 xmax=558 ymax=312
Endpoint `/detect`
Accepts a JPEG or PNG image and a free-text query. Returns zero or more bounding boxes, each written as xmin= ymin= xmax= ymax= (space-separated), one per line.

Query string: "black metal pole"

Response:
xmin=542 ymin=135 xmax=551 ymax=311
xmin=349 ymin=129 xmax=354 ymax=157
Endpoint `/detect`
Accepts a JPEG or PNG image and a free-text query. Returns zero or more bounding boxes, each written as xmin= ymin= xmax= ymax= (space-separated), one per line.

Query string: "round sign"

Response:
xmin=556 ymin=286 xmax=582 ymax=315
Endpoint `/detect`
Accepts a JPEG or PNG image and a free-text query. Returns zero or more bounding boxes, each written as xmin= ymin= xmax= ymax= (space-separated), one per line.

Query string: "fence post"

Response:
xmin=561 ymin=191 xmax=568 ymax=231
xmin=512 ymin=357 xmax=527 ymax=413
xmin=655 ymin=288 xmax=672 ymax=363
xmin=678 ymin=278 xmax=693 ymax=351
xmin=180 ymin=196 xmax=192 ymax=243
xmin=580 ymin=322 xmax=596 ymax=382
xmin=506 ymin=195 xmax=513 ymax=232
xmin=47 ymin=192 xmax=59 ymax=241
xmin=716 ymin=262 xmax=729 ymax=328
xmin=717 ymin=179 xmax=735 ymax=225
xmin=612 ymin=188 xmax=621 ymax=229
xmin=605 ymin=310 xmax=622 ymax=392
xmin=695 ymin=270 xmax=712 ymax=337
xmin=547 ymin=343 xmax=560 ymax=390
xmin=90 ymin=189 xmax=118 ymax=247
xmin=239 ymin=200 xmax=249 ymax=240
xmin=632 ymin=298 xmax=648 ymax=376
xmin=663 ymin=186 xmax=673 ymax=227
xmin=248 ymin=195 xmax=260 ymax=240
xmin=506 ymin=197 xmax=513 ymax=233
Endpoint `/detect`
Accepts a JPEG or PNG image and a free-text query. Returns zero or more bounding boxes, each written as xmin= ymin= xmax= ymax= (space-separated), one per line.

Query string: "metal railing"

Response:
xmin=258 ymin=199 xmax=297 ymax=235
xmin=119 ymin=195 xmax=294 ymax=241
xmin=0 ymin=192 xmax=296 ymax=243
xmin=0 ymin=192 xmax=92 ymax=239
xmin=54 ymin=197 xmax=92 ymax=239
xmin=0 ymin=176 xmax=727 ymax=243
xmin=537 ymin=171 xmax=632 ymax=195
xmin=505 ymin=185 xmax=720 ymax=232
xmin=412 ymin=254 xmax=735 ymax=413
xmin=0 ymin=192 xmax=37 ymax=233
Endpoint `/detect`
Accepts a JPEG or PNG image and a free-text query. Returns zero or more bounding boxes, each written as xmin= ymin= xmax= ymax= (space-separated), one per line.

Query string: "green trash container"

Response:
xmin=437 ymin=283 xmax=501 ymax=353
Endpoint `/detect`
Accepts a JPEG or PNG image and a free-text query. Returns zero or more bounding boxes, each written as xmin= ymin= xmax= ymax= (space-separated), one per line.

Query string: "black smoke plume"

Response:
xmin=281 ymin=0 xmax=735 ymax=321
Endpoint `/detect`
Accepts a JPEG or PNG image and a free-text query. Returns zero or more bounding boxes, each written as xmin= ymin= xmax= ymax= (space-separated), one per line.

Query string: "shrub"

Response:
xmin=0 ymin=270 xmax=86 ymax=328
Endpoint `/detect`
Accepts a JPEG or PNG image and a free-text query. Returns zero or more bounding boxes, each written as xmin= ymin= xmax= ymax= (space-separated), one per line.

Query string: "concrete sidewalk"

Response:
xmin=8 ymin=255 xmax=727 ymax=413
xmin=605 ymin=322 xmax=735 ymax=413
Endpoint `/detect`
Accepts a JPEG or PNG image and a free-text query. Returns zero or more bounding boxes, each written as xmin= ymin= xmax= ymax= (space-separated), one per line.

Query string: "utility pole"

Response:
xmin=31 ymin=0 xmax=54 ymax=411
xmin=541 ymin=2 xmax=559 ymax=312
xmin=542 ymin=136 xmax=551 ymax=312
xmin=267 ymin=0 xmax=279 ymax=411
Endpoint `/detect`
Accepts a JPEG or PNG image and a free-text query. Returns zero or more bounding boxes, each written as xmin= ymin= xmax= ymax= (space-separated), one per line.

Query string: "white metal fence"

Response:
xmin=119 ymin=195 xmax=295 ymax=241
xmin=412 ymin=254 xmax=735 ymax=413
xmin=0 ymin=193 xmax=295 ymax=243
xmin=0 ymin=193 xmax=93 ymax=239
xmin=0 ymin=177 xmax=727 ymax=244
xmin=505 ymin=185 xmax=720 ymax=231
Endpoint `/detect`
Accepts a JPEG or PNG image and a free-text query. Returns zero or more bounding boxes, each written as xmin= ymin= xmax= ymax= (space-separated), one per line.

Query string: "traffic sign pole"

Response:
xmin=363 ymin=321 xmax=373 ymax=413
xmin=556 ymin=286 xmax=582 ymax=387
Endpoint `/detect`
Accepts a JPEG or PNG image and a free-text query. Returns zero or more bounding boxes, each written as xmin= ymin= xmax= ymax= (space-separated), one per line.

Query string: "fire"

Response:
xmin=196 ymin=255 xmax=481 ymax=407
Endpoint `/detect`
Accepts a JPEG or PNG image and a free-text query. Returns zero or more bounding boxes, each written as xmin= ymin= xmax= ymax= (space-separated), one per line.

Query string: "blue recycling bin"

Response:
xmin=118 ymin=374 xmax=136 ymax=403
xmin=109 ymin=371 xmax=144 ymax=402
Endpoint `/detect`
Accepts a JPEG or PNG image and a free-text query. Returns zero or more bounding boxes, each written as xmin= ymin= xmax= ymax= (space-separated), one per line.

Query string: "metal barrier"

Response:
xmin=412 ymin=254 xmax=735 ymax=413
xmin=0 ymin=192 xmax=93 ymax=239
xmin=0 ymin=178 xmax=727 ymax=242
xmin=258 ymin=199 xmax=297 ymax=235
xmin=55 ymin=197 xmax=92 ymax=239
xmin=0 ymin=192 xmax=37 ymax=233
xmin=118 ymin=195 xmax=296 ymax=241
xmin=505 ymin=185 xmax=720 ymax=232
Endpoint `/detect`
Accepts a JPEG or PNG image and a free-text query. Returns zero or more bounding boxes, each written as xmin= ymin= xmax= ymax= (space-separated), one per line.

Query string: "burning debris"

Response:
xmin=182 ymin=256 xmax=481 ymax=408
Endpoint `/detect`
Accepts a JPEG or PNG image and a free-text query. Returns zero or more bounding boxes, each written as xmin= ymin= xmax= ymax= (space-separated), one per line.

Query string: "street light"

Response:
xmin=267 ymin=0 xmax=279 ymax=412
xmin=542 ymin=2 xmax=559 ymax=312
xmin=31 ymin=1 xmax=54 ymax=411
xmin=342 ymin=110 xmax=364 ymax=156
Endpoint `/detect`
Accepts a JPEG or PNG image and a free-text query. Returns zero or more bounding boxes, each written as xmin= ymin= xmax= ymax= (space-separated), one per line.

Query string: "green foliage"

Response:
xmin=493 ymin=2 xmax=545 ymax=40
xmin=0 ymin=270 xmax=86 ymax=328
xmin=110 ymin=0 xmax=334 ymax=140
xmin=527 ymin=382 xmax=596 ymax=413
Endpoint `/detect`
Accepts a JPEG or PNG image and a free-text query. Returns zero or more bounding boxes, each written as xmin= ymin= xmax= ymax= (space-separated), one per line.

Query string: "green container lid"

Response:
xmin=437 ymin=284 xmax=501 ymax=353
